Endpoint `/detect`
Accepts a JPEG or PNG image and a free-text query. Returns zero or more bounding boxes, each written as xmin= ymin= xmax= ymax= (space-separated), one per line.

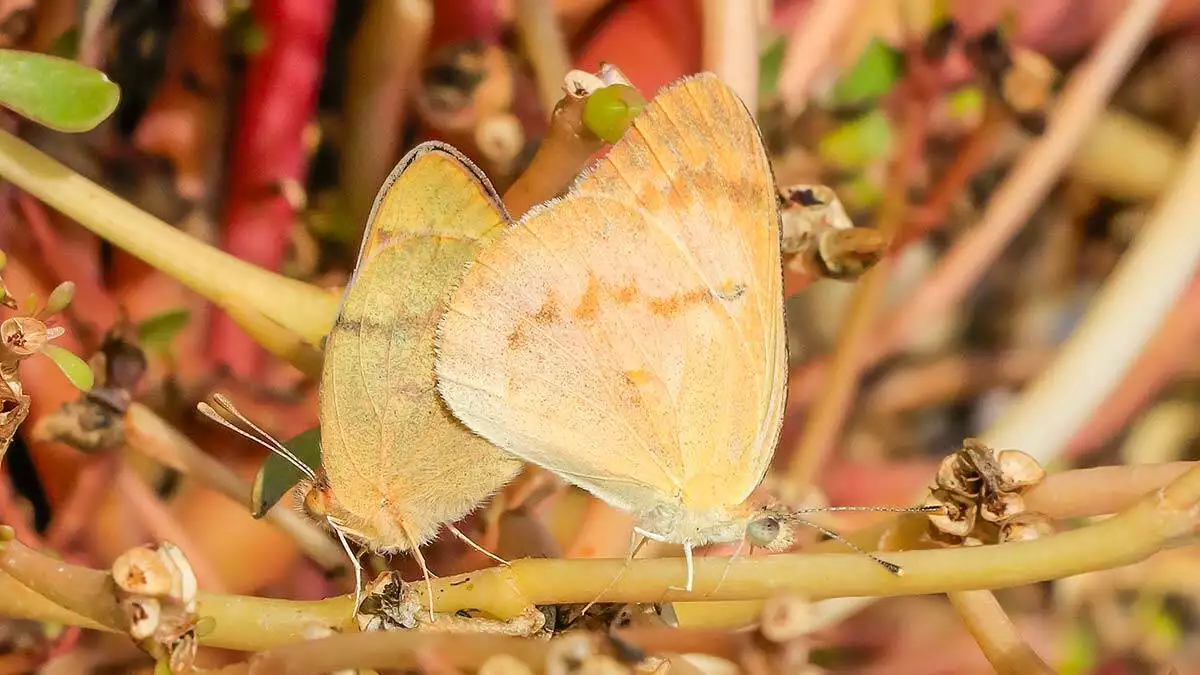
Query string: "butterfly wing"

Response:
xmin=437 ymin=75 xmax=786 ymax=517
xmin=321 ymin=142 xmax=523 ymax=550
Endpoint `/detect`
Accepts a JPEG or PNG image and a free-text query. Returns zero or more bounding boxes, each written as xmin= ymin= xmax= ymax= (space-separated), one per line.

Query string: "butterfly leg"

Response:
xmin=576 ymin=531 xmax=649 ymax=620
xmin=446 ymin=523 xmax=510 ymax=566
xmin=331 ymin=525 xmax=364 ymax=613
xmin=706 ymin=538 xmax=748 ymax=598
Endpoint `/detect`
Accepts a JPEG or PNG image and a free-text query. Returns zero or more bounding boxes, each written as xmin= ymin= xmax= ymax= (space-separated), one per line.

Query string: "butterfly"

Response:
xmin=435 ymin=73 xmax=798 ymax=591
xmin=203 ymin=142 xmax=523 ymax=616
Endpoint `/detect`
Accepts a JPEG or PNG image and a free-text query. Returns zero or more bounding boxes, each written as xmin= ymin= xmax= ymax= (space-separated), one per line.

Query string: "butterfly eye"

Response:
xmin=303 ymin=485 xmax=331 ymax=520
xmin=746 ymin=516 xmax=782 ymax=547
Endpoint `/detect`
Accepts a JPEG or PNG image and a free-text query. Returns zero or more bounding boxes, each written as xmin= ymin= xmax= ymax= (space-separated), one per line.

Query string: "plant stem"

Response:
xmin=777 ymin=0 xmax=864 ymax=115
xmin=948 ymin=590 xmax=1056 ymax=675
xmin=513 ymin=0 xmax=572 ymax=117
xmin=500 ymin=92 xmax=603 ymax=218
xmin=0 ymin=128 xmax=340 ymax=360
xmin=701 ymin=0 xmax=759 ymax=112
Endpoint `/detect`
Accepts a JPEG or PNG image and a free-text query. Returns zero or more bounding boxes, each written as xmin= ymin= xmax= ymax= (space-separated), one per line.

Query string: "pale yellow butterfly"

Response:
xmin=435 ymin=73 xmax=793 ymax=591
xmin=202 ymin=142 xmax=523 ymax=615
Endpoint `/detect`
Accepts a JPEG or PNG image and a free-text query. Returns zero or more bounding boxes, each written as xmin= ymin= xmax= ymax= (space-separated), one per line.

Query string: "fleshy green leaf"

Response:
xmin=251 ymin=426 xmax=321 ymax=518
xmin=758 ymin=35 xmax=787 ymax=99
xmin=137 ymin=308 xmax=191 ymax=354
xmin=41 ymin=344 xmax=94 ymax=391
xmin=0 ymin=50 xmax=120 ymax=132
xmin=43 ymin=281 xmax=75 ymax=316
xmin=818 ymin=109 xmax=894 ymax=170
xmin=583 ymin=83 xmax=646 ymax=144
xmin=830 ymin=38 xmax=904 ymax=107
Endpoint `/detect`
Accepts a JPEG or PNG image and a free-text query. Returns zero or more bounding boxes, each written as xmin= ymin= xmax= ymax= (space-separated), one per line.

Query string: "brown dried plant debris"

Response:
xmin=356 ymin=571 xmax=547 ymax=637
xmin=778 ymin=184 xmax=885 ymax=282
xmin=925 ymin=438 xmax=1052 ymax=545
xmin=965 ymin=28 xmax=1060 ymax=135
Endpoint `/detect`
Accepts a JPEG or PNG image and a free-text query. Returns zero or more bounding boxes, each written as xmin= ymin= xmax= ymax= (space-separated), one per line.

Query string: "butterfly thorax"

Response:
xmin=634 ymin=502 xmax=751 ymax=546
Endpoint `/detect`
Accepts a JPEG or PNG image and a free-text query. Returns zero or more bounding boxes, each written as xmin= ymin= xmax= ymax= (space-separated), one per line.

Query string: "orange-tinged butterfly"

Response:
xmin=203 ymin=142 xmax=523 ymax=615
xmin=436 ymin=73 xmax=794 ymax=590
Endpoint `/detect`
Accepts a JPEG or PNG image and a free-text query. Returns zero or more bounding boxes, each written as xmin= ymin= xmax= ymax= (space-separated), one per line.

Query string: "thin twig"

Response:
xmin=501 ymin=92 xmax=603 ymax=218
xmin=784 ymin=78 xmax=929 ymax=490
xmin=116 ymin=467 xmax=229 ymax=593
xmin=513 ymin=0 xmax=573 ymax=116
xmin=777 ymin=0 xmax=865 ymax=115
xmin=701 ymin=0 xmax=760 ymax=111
xmin=947 ymin=590 xmax=1056 ymax=675
xmin=870 ymin=0 xmax=1170 ymax=371
xmin=341 ymin=0 xmax=433 ymax=229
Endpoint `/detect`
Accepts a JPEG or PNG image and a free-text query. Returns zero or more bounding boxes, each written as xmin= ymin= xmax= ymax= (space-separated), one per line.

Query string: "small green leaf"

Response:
xmin=1057 ymin=624 xmax=1097 ymax=675
xmin=42 ymin=281 xmax=75 ymax=317
xmin=41 ymin=344 xmax=94 ymax=391
xmin=583 ymin=83 xmax=646 ymax=144
xmin=830 ymin=38 xmax=904 ymax=107
xmin=758 ymin=35 xmax=787 ymax=99
xmin=0 ymin=249 xmax=7 ymax=271
xmin=137 ymin=308 xmax=191 ymax=354
xmin=818 ymin=109 xmax=894 ymax=170
xmin=0 ymin=50 xmax=121 ymax=132
xmin=251 ymin=426 xmax=321 ymax=518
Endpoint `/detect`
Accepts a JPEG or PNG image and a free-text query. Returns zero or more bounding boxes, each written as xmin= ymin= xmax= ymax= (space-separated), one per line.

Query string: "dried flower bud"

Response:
xmin=996 ymin=449 xmax=1045 ymax=492
xmin=999 ymin=513 xmax=1055 ymax=542
xmin=123 ymin=596 xmax=161 ymax=640
xmin=925 ymin=490 xmax=976 ymax=537
xmin=480 ymin=654 xmax=536 ymax=675
xmin=475 ymin=113 xmax=523 ymax=169
xmin=980 ymin=491 xmax=1024 ymax=523
xmin=759 ymin=594 xmax=813 ymax=643
xmin=112 ymin=547 xmax=174 ymax=597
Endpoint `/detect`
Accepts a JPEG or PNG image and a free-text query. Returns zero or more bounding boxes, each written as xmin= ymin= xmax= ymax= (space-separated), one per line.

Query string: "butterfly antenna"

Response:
xmin=790 ymin=504 xmax=945 ymax=517
xmin=784 ymin=515 xmax=904 ymax=576
xmin=577 ymin=533 xmax=647 ymax=619
xmin=445 ymin=523 xmax=510 ymax=566
xmin=399 ymin=521 xmax=436 ymax=623
xmin=197 ymin=394 xmax=317 ymax=482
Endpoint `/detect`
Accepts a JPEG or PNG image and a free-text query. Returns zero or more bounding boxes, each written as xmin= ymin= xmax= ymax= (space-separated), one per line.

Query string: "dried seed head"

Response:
xmin=759 ymin=594 xmax=814 ymax=643
xmin=480 ymin=654 xmax=537 ymax=675
xmin=996 ymin=449 xmax=1045 ymax=491
xmin=475 ymin=113 xmax=524 ymax=169
xmin=156 ymin=543 xmax=198 ymax=612
xmin=1 ymin=317 xmax=49 ymax=358
xmin=962 ymin=536 xmax=985 ymax=547
xmin=925 ymin=490 xmax=976 ymax=537
xmin=563 ymin=70 xmax=604 ymax=98
xmin=999 ymin=513 xmax=1055 ymax=542
xmin=123 ymin=596 xmax=161 ymax=640
xmin=980 ymin=491 xmax=1025 ymax=523
xmin=935 ymin=453 xmax=975 ymax=496
xmin=112 ymin=546 xmax=174 ymax=597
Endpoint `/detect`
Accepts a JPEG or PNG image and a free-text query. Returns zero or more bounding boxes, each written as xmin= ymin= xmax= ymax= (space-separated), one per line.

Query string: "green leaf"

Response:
xmin=251 ymin=426 xmax=321 ymax=518
xmin=1057 ymin=624 xmax=1097 ymax=675
xmin=41 ymin=344 xmax=94 ymax=391
xmin=0 ymin=50 xmax=120 ymax=132
xmin=137 ymin=308 xmax=191 ymax=354
xmin=818 ymin=109 xmax=894 ymax=170
xmin=758 ymin=35 xmax=787 ymax=99
xmin=43 ymin=281 xmax=75 ymax=316
xmin=830 ymin=38 xmax=904 ymax=107
xmin=583 ymin=83 xmax=646 ymax=144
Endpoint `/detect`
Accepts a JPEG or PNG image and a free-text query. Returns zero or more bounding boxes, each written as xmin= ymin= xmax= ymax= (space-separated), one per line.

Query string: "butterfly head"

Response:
xmin=744 ymin=504 xmax=797 ymax=552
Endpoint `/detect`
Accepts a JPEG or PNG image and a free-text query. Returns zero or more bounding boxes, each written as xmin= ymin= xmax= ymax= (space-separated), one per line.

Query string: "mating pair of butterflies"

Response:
xmin=226 ymin=74 xmax=805 ymax=606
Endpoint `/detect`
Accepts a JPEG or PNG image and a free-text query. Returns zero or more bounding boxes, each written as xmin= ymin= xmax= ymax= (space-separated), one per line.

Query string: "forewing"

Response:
xmin=321 ymin=142 xmax=523 ymax=549
xmin=437 ymin=75 xmax=786 ymax=514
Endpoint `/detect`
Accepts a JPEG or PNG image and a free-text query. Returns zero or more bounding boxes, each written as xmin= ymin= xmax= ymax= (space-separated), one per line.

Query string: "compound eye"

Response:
xmin=746 ymin=516 xmax=781 ymax=547
xmin=303 ymin=485 xmax=331 ymax=520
